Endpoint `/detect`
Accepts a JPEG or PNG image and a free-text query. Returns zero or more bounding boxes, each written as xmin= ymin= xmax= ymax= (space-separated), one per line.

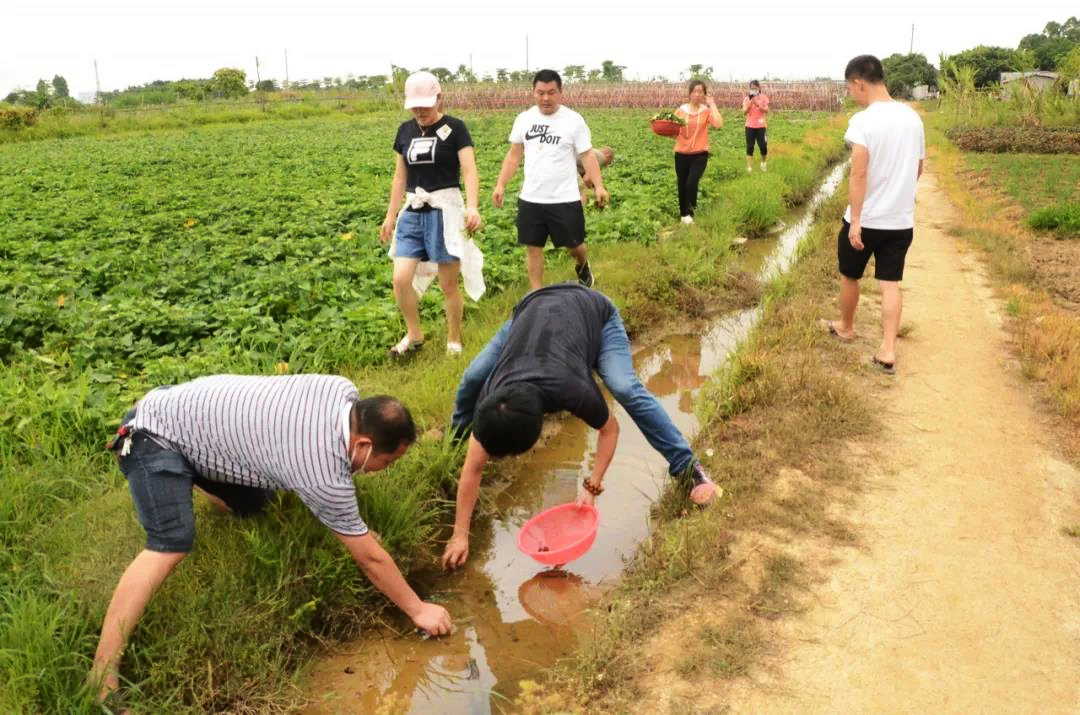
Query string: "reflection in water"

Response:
xmin=303 ymin=163 xmax=847 ymax=714
xmin=519 ymin=570 xmax=604 ymax=627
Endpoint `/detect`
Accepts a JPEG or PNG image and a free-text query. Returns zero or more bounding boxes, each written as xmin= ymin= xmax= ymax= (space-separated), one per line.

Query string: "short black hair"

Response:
xmin=845 ymin=55 xmax=884 ymax=84
xmin=351 ymin=396 xmax=416 ymax=455
xmin=532 ymin=69 xmax=562 ymax=90
xmin=688 ymin=79 xmax=707 ymax=96
xmin=749 ymin=79 xmax=761 ymax=88
xmin=472 ymin=384 xmax=544 ymax=458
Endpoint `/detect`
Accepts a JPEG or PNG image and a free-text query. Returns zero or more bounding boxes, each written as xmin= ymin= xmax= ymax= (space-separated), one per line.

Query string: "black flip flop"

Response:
xmin=871 ymin=356 xmax=896 ymax=374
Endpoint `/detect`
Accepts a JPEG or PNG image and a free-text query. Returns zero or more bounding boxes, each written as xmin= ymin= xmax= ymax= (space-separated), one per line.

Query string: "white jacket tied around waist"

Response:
xmin=388 ymin=187 xmax=486 ymax=301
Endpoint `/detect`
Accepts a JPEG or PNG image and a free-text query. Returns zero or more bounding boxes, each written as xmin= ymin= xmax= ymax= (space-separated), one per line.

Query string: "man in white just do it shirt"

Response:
xmin=492 ymin=69 xmax=609 ymax=291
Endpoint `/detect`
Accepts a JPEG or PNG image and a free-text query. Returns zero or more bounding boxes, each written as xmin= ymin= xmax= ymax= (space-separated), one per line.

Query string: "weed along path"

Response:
xmin=726 ymin=170 xmax=1080 ymax=713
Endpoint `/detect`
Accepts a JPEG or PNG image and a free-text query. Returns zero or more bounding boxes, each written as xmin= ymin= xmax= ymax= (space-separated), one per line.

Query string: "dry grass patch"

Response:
xmin=931 ymin=138 xmax=1080 ymax=450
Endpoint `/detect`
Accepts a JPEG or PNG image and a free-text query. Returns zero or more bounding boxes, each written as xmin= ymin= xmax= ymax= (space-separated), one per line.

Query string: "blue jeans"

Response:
xmin=117 ymin=424 xmax=273 ymax=552
xmin=451 ymin=309 xmax=695 ymax=475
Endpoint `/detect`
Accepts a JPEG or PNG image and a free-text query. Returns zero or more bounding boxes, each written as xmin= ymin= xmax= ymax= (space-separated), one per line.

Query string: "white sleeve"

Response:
xmin=508 ymin=112 xmax=526 ymax=144
xmin=844 ymin=113 xmax=866 ymax=148
xmin=574 ymin=114 xmax=593 ymax=154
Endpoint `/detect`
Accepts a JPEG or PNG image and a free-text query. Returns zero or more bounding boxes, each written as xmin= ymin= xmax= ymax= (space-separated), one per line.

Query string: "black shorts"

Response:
xmin=837 ymin=220 xmax=913 ymax=281
xmin=516 ymin=199 xmax=586 ymax=249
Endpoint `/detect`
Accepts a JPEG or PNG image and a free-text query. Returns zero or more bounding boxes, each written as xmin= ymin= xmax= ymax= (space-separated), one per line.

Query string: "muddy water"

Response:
xmin=302 ymin=163 xmax=847 ymax=714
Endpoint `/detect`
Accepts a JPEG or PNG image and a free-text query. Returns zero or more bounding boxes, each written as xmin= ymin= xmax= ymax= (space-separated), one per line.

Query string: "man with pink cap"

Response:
xmin=380 ymin=71 xmax=484 ymax=358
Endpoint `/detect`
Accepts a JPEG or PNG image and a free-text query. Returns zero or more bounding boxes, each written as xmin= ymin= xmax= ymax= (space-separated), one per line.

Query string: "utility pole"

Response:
xmin=284 ymin=49 xmax=289 ymax=87
xmin=910 ymin=24 xmax=914 ymax=54
xmin=525 ymin=35 xmax=529 ymax=72
xmin=255 ymin=56 xmax=261 ymax=84
xmin=93 ymin=59 xmax=101 ymax=103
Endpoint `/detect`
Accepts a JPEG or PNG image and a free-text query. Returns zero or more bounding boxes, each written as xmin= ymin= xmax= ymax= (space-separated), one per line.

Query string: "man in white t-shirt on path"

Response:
xmin=492 ymin=69 xmax=609 ymax=291
xmin=823 ymin=55 xmax=925 ymax=375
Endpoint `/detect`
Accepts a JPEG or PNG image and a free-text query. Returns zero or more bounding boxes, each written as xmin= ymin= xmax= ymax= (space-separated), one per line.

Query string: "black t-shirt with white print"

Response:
xmin=392 ymin=115 xmax=474 ymax=193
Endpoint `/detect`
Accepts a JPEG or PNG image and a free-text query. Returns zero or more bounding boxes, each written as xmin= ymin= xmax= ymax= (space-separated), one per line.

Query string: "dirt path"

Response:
xmin=726 ymin=170 xmax=1080 ymax=713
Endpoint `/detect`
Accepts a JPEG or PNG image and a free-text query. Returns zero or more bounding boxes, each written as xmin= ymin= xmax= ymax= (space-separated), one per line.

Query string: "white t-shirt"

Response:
xmin=843 ymin=101 xmax=926 ymax=230
xmin=509 ymin=105 xmax=593 ymax=204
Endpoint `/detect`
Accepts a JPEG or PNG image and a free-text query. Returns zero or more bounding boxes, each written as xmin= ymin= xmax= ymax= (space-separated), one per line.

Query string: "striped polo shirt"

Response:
xmin=130 ymin=374 xmax=367 ymax=535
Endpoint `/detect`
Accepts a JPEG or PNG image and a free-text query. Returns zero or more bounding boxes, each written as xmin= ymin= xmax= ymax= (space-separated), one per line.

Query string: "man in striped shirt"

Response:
xmin=91 ymin=374 xmax=452 ymax=706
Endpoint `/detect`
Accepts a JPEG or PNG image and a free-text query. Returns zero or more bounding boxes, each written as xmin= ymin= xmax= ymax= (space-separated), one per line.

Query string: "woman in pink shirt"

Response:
xmin=742 ymin=79 xmax=770 ymax=173
xmin=673 ymin=80 xmax=724 ymax=224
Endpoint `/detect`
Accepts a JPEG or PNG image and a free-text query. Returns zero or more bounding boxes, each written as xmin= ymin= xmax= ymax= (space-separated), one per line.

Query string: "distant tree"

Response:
xmin=563 ymin=65 xmax=586 ymax=82
xmin=33 ymin=79 xmax=52 ymax=109
xmin=1059 ymin=45 xmax=1080 ymax=80
xmin=390 ymin=65 xmax=410 ymax=88
xmin=586 ymin=68 xmax=602 ymax=82
xmin=686 ymin=64 xmax=713 ymax=80
xmin=495 ymin=68 xmax=509 ymax=83
xmin=174 ymin=79 xmax=207 ymax=100
xmin=509 ymin=69 xmax=530 ymax=82
xmin=455 ymin=64 xmax=477 ymax=83
xmin=207 ymin=68 xmax=248 ymax=98
xmin=600 ymin=60 xmax=625 ymax=82
xmin=882 ymin=53 xmax=937 ymax=97
xmin=940 ymin=46 xmax=1020 ymax=87
xmin=52 ymin=75 xmax=69 ymax=99
xmin=255 ymin=79 xmax=278 ymax=92
xmin=1017 ymin=17 xmax=1080 ymax=70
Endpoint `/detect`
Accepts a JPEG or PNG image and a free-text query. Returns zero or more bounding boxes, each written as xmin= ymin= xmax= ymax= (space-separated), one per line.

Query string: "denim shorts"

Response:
xmin=117 ymin=431 xmax=274 ymax=552
xmin=393 ymin=207 xmax=456 ymax=263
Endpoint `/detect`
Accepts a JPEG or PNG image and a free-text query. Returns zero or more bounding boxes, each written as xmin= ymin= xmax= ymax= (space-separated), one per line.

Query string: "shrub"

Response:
xmin=1028 ymin=203 xmax=1080 ymax=237
xmin=0 ymin=107 xmax=38 ymax=130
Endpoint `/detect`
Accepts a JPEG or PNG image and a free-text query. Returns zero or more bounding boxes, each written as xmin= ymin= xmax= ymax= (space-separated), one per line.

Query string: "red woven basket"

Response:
xmin=650 ymin=119 xmax=683 ymax=138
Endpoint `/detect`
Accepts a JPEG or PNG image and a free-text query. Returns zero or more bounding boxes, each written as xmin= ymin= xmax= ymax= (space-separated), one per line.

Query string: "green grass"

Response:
xmin=962 ymin=153 xmax=1080 ymax=213
xmin=0 ymin=107 xmax=847 ymax=712
xmin=1028 ymin=204 xmax=1080 ymax=237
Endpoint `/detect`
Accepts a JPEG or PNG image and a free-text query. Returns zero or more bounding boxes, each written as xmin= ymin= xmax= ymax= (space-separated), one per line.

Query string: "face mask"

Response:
xmin=349 ymin=441 xmax=373 ymax=473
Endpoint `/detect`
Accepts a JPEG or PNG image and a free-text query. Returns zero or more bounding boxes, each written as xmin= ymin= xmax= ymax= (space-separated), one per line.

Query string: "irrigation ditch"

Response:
xmin=300 ymin=162 xmax=848 ymax=714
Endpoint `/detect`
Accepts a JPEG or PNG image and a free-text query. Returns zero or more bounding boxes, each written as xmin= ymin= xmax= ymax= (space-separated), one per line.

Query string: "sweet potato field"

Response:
xmin=0 ymin=109 xmax=834 ymax=458
xmin=0 ymin=107 xmax=844 ymax=711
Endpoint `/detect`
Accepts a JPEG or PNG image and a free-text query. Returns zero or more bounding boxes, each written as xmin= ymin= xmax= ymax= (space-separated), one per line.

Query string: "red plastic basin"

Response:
xmin=650 ymin=118 xmax=683 ymax=138
xmin=517 ymin=503 xmax=599 ymax=566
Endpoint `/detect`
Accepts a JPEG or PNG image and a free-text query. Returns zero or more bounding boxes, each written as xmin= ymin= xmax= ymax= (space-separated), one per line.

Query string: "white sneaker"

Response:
xmin=681 ymin=215 xmax=693 ymax=224
xmin=446 ymin=342 xmax=463 ymax=357
xmin=761 ymin=162 xmax=767 ymax=172
xmin=747 ymin=165 xmax=753 ymax=173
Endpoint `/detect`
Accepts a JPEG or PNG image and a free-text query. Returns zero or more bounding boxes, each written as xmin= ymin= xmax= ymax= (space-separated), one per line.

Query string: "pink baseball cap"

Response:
xmin=404 ymin=71 xmax=441 ymax=109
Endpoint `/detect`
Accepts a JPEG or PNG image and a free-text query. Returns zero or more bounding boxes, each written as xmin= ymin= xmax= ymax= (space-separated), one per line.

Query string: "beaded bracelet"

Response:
xmin=581 ymin=478 xmax=604 ymax=496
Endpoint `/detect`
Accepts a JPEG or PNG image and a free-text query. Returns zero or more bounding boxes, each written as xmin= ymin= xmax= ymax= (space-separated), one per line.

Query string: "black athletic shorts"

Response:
xmin=516 ymin=199 xmax=586 ymax=248
xmin=745 ymin=126 xmax=768 ymax=156
xmin=837 ymin=220 xmax=913 ymax=281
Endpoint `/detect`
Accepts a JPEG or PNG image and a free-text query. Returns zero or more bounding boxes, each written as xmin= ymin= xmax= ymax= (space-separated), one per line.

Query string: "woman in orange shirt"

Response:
xmin=674 ymin=80 xmax=724 ymax=224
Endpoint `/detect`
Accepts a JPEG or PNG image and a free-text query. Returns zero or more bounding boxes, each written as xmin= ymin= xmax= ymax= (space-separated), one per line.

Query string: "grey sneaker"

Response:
xmin=575 ymin=260 xmax=594 ymax=288
xmin=689 ymin=463 xmax=720 ymax=505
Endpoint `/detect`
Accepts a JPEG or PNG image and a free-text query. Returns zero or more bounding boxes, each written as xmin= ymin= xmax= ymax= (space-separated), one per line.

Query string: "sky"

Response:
xmin=3 ymin=0 xmax=1074 ymax=98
